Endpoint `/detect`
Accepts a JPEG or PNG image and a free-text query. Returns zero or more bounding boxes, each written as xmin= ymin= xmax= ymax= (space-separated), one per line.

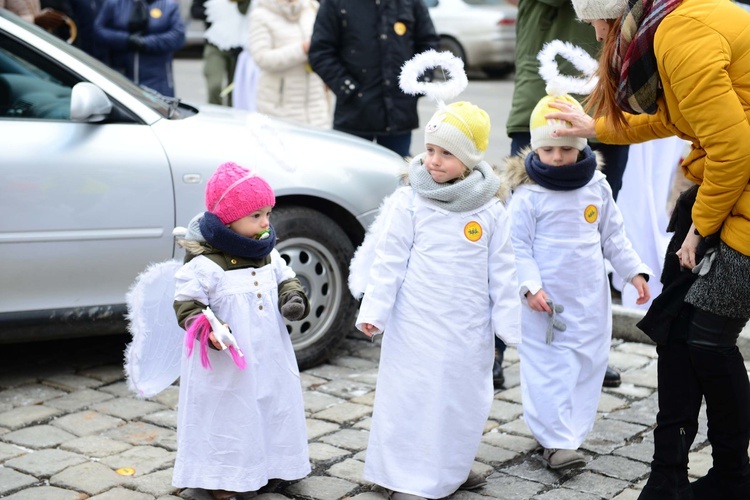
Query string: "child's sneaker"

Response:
xmin=459 ymin=470 xmax=488 ymax=490
xmin=541 ymin=448 xmax=586 ymax=469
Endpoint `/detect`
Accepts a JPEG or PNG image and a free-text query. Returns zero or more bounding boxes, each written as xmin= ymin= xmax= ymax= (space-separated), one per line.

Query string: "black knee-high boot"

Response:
xmin=687 ymin=309 xmax=750 ymax=500
xmin=639 ymin=314 xmax=702 ymax=500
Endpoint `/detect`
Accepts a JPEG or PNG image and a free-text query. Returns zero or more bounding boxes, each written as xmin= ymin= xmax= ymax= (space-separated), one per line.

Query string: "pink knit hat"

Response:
xmin=205 ymin=162 xmax=276 ymax=224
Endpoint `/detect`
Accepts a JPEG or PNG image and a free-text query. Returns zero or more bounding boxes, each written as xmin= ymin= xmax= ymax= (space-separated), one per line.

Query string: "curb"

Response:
xmin=612 ymin=304 xmax=750 ymax=360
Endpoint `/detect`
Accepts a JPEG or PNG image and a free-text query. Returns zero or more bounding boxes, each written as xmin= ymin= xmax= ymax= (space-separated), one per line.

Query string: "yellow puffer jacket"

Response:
xmin=595 ymin=0 xmax=750 ymax=256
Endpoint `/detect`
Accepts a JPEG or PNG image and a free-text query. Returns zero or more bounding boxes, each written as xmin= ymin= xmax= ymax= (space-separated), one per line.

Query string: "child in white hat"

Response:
xmin=349 ymin=99 xmax=522 ymax=500
xmin=501 ymin=92 xmax=651 ymax=470
xmin=171 ymin=162 xmax=311 ymax=500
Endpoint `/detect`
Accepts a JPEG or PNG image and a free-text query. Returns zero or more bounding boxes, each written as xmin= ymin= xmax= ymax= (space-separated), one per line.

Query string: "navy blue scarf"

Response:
xmin=199 ymin=212 xmax=276 ymax=259
xmin=525 ymin=146 xmax=597 ymax=191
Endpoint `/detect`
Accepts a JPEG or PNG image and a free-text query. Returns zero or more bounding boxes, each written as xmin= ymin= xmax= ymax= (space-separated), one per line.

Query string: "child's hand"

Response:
xmin=361 ymin=323 xmax=379 ymax=337
xmin=208 ymin=325 xmax=230 ymax=350
xmin=526 ymin=289 xmax=552 ymax=313
xmin=631 ymin=275 xmax=651 ymax=305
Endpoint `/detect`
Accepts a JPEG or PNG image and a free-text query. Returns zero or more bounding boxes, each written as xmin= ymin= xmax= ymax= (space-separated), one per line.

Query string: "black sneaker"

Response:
xmin=603 ymin=365 xmax=621 ymax=388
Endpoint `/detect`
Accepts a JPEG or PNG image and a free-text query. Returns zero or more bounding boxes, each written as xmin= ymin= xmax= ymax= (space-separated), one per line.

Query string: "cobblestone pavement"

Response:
xmin=1 ymin=331 xmax=747 ymax=500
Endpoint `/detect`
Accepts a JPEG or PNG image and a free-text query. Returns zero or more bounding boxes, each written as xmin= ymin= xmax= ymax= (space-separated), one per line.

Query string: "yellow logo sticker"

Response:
xmin=584 ymin=204 xmax=598 ymax=223
xmin=150 ymin=7 xmax=162 ymax=18
xmin=394 ymin=21 xmax=407 ymax=36
xmin=464 ymin=221 xmax=482 ymax=242
xmin=116 ymin=467 xmax=136 ymax=476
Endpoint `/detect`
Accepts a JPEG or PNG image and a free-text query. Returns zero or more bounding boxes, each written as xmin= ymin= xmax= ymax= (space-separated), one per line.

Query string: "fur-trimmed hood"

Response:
xmin=499 ymin=147 xmax=605 ymax=202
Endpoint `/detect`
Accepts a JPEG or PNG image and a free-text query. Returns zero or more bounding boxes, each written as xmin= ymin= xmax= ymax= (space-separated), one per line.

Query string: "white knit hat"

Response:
xmin=424 ymin=101 xmax=490 ymax=169
xmin=570 ymin=0 xmax=627 ymax=20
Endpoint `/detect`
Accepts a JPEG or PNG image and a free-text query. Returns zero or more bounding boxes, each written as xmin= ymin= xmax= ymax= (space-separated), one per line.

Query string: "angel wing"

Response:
xmin=124 ymin=259 xmax=185 ymax=398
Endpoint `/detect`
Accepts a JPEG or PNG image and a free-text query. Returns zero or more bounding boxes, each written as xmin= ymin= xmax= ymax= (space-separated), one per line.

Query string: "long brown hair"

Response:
xmin=583 ymin=17 xmax=629 ymax=132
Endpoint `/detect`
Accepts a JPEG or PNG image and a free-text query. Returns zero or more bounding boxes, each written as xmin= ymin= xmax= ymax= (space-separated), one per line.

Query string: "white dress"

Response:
xmin=355 ymin=187 xmax=521 ymax=499
xmin=509 ymin=171 xmax=651 ymax=450
xmin=171 ymin=249 xmax=310 ymax=492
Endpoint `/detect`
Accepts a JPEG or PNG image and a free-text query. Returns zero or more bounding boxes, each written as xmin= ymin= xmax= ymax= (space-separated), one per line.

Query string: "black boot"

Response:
xmin=493 ymin=348 xmax=504 ymax=388
xmin=639 ymin=333 xmax=701 ymax=500
xmin=603 ymin=365 xmax=621 ymax=388
xmin=687 ymin=310 xmax=750 ymax=500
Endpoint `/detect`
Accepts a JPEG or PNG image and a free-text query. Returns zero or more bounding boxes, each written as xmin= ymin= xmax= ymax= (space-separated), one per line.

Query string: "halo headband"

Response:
xmin=537 ymin=40 xmax=599 ymax=96
xmin=399 ymin=50 xmax=469 ymax=104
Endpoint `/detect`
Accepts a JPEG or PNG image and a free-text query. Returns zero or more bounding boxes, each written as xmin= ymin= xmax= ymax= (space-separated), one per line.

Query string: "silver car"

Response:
xmin=425 ymin=0 xmax=517 ymax=77
xmin=0 ymin=11 xmax=401 ymax=369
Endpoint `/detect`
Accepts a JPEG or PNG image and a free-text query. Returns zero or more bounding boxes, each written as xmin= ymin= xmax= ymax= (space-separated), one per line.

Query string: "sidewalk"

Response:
xmin=0 ymin=325 xmax=732 ymax=500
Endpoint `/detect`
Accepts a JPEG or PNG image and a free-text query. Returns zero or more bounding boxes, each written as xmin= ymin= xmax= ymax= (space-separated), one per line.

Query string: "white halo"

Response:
xmin=537 ymin=40 xmax=599 ymax=96
xmin=399 ymin=49 xmax=468 ymax=103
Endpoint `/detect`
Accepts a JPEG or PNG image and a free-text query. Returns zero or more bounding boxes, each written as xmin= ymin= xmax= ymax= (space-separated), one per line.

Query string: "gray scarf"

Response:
xmin=408 ymin=153 xmax=500 ymax=213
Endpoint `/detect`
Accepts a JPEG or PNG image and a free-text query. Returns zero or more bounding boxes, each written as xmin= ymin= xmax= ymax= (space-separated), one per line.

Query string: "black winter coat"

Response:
xmin=309 ymin=0 xmax=439 ymax=135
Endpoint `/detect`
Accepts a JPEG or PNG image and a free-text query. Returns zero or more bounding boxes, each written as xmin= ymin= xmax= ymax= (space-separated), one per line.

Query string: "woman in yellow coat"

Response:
xmin=547 ymin=0 xmax=750 ymax=498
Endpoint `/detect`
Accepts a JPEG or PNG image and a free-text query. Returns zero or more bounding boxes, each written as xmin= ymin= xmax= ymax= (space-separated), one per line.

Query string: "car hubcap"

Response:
xmin=277 ymin=237 xmax=344 ymax=351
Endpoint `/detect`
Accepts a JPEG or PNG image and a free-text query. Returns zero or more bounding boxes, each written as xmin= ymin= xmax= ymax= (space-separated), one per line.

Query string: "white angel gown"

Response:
xmin=171 ymin=249 xmax=310 ymax=492
xmin=354 ymin=187 xmax=521 ymax=499
xmin=509 ymin=171 xmax=651 ymax=450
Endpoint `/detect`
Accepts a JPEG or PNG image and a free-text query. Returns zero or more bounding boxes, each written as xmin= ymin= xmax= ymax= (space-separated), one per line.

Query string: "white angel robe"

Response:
xmin=509 ymin=171 xmax=651 ymax=450
xmin=611 ymin=137 xmax=689 ymax=308
xmin=172 ymin=249 xmax=310 ymax=492
xmin=355 ymin=187 xmax=521 ymax=499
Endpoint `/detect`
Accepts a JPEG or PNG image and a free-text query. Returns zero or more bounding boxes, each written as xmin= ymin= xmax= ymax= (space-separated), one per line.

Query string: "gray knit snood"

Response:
xmin=408 ymin=153 xmax=500 ymax=213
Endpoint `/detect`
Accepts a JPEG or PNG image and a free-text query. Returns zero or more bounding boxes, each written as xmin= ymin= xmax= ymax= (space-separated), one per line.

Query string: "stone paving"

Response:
xmin=0 ymin=331 xmax=748 ymax=500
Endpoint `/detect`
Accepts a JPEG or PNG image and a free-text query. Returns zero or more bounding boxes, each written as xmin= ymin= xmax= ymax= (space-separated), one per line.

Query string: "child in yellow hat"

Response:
xmin=349 ymin=98 xmax=522 ymax=500
xmin=501 ymin=91 xmax=651 ymax=470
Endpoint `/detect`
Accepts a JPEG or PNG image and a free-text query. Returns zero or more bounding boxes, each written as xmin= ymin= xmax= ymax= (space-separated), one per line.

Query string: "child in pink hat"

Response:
xmin=171 ymin=162 xmax=311 ymax=500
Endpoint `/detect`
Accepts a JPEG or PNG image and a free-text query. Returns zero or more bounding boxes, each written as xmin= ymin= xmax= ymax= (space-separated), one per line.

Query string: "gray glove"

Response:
xmin=544 ymin=298 xmax=566 ymax=344
xmin=280 ymin=293 xmax=306 ymax=321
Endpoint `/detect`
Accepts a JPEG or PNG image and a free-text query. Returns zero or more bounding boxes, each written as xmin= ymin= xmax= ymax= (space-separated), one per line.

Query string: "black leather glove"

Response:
xmin=127 ymin=34 xmax=145 ymax=50
xmin=280 ymin=293 xmax=306 ymax=321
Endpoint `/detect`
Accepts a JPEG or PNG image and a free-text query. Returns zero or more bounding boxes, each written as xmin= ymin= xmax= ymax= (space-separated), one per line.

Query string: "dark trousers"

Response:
xmin=497 ymin=133 xmax=630 ymax=356
xmin=350 ymin=131 xmax=412 ymax=158
xmin=639 ymin=307 xmax=750 ymax=499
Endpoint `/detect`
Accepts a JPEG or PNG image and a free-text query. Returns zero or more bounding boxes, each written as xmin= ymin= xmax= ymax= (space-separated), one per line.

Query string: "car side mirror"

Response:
xmin=70 ymin=82 xmax=112 ymax=122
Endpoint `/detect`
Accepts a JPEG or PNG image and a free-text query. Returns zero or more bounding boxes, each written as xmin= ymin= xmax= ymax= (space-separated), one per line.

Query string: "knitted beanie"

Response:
xmin=529 ymin=94 xmax=588 ymax=151
xmin=570 ymin=0 xmax=627 ymax=21
xmin=205 ymin=162 xmax=276 ymax=224
xmin=424 ymin=101 xmax=490 ymax=169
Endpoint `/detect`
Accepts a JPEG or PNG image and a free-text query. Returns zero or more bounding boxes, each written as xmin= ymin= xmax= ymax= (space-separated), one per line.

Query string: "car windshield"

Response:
xmin=0 ymin=10 xmax=174 ymax=117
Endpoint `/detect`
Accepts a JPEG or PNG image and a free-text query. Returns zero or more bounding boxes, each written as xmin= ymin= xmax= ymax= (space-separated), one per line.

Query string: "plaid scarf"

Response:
xmin=613 ymin=0 xmax=681 ymax=114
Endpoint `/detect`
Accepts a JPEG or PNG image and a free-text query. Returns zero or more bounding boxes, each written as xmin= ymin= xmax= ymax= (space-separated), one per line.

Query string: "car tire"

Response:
xmin=439 ymin=36 xmax=467 ymax=68
xmin=273 ymin=206 xmax=358 ymax=370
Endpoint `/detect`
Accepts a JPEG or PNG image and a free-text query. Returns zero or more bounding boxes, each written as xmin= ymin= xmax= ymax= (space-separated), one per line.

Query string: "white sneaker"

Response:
xmin=541 ymin=448 xmax=586 ymax=469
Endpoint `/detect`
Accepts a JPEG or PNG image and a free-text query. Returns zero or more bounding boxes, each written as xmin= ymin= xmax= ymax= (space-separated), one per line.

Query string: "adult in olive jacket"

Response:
xmin=309 ymin=0 xmax=439 ymax=157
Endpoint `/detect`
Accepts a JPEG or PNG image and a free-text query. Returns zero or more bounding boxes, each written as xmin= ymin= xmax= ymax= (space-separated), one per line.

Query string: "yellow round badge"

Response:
xmin=464 ymin=221 xmax=482 ymax=242
xmin=150 ymin=7 xmax=162 ymax=18
xmin=394 ymin=21 xmax=407 ymax=36
xmin=584 ymin=204 xmax=598 ymax=223
xmin=116 ymin=467 xmax=136 ymax=476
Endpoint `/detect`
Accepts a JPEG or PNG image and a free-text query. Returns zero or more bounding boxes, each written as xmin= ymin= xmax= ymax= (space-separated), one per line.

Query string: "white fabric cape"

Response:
xmin=124 ymin=259 xmax=185 ymax=398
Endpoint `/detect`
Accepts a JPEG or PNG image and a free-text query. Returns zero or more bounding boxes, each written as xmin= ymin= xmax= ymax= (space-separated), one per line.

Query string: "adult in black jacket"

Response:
xmin=309 ymin=0 xmax=439 ymax=157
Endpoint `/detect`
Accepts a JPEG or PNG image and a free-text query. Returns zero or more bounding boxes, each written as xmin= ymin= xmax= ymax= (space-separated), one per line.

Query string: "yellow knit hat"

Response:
xmin=529 ymin=94 xmax=587 ymax=151
xmin=424 ymin=101 xmax=491 ymax=169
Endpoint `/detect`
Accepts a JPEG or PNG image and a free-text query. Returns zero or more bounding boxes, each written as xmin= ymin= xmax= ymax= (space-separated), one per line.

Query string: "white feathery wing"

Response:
xmin=124 ymin=260 xmax=185 ymax=398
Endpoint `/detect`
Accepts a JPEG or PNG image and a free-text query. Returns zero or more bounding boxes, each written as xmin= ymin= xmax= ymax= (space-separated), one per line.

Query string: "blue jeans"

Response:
xmin=349 ymin=131 xmax=412 ymax=158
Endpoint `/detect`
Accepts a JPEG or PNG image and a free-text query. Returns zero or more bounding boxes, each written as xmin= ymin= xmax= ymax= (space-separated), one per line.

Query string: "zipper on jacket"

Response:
xmin=134 ymin=51 xmax=140 ymax=85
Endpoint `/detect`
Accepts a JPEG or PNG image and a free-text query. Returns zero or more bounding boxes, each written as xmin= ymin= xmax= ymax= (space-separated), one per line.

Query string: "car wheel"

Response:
xmin=273 ymin=206 xmax=358 ymax=370
xmin=439 ymin=36 xmax=467 ymax=68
